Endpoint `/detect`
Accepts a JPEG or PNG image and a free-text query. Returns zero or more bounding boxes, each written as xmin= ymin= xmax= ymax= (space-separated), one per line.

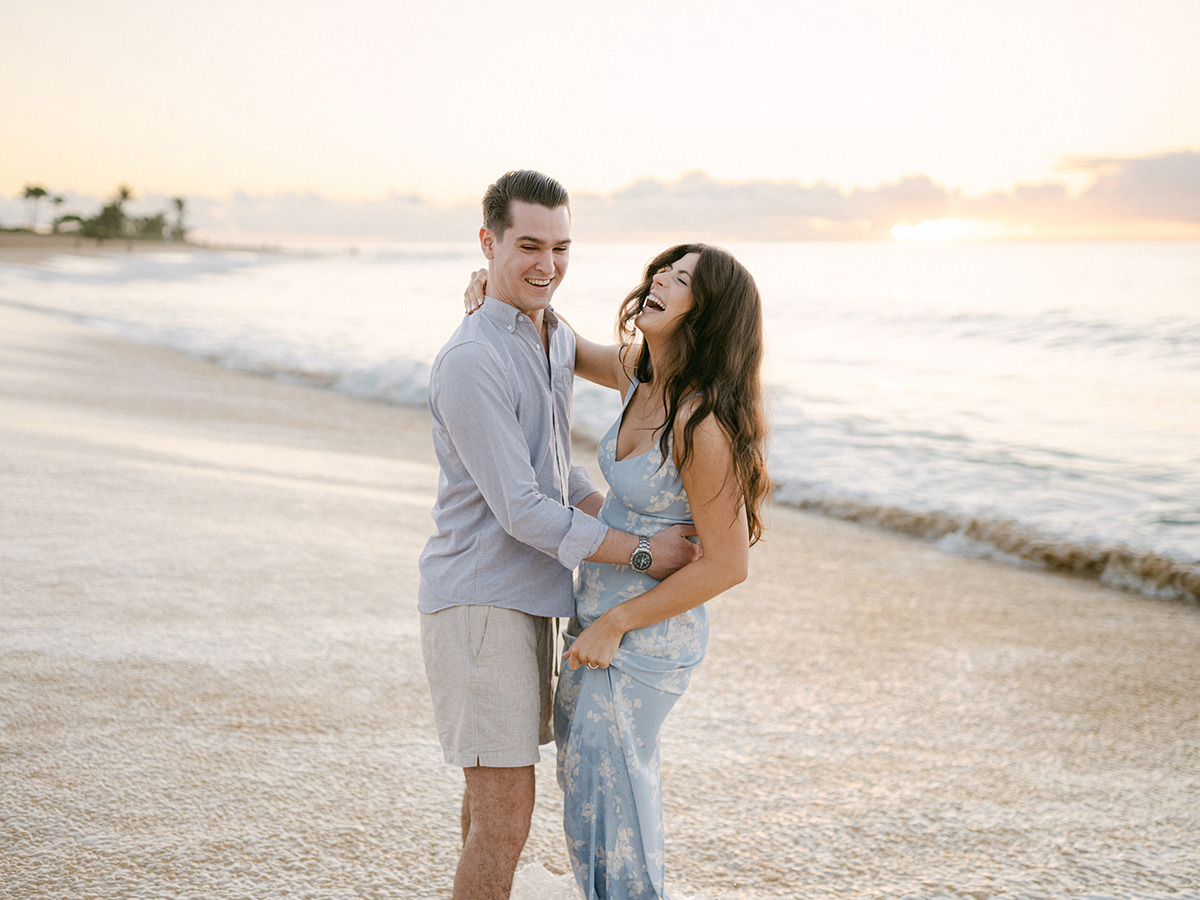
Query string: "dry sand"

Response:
xmin=0 ymin=233 xmax=192 ymax=266
xmin=0 ymin=233 xmax=258 ymax=267
xmin=2 ymin=302 xmax=1198 ymax=899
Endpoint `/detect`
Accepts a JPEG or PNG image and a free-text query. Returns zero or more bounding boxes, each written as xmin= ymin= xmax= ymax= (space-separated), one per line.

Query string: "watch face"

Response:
xmin=631 ymin=549 xmax=652 ymax=572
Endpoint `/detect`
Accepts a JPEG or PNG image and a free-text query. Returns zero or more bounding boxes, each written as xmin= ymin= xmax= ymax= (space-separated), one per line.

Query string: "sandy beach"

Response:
xmin=0 ymin=232 xmax=195 ymax=265
xmin=0 ymin=233 xmax=270 ymax=267
xmin=2 ymin=300 xmax=1199 ymax=899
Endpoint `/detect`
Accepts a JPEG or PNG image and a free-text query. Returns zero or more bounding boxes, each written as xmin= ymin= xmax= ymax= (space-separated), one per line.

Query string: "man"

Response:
xmin=418 ymin=170 xmax=698 ymax=900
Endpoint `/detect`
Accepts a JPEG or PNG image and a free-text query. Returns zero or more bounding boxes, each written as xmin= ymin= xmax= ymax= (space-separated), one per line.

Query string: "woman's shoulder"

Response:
xmin=672 ymin=391 xmax=731 ymax=458
xmin=616 ymin=345 xmax=640 ymax=399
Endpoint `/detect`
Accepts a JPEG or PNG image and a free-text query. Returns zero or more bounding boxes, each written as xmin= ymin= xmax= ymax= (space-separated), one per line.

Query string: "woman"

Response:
xmin=468 ymin=244 xmax=769 ymax=899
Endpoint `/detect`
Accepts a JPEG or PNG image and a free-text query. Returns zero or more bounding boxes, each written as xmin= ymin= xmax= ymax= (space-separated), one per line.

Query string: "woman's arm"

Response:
xmin=575 ymin=491 xmax=604 ymax=518
xmin=563 ymin=409 xmax=751 ymax=670
xmin=463 ymin=268 xmax=632 ymax=394
xmin=571 ymin=325 xmax=629 ymax=393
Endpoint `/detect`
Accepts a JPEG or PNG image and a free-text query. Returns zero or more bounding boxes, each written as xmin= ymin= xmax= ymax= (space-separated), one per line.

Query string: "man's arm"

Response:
xmin=435 ymin=343 xmax=698 ymax=578
xmin=434 ymin=342 xmax=607 ymax=568
xmin=572 ymin=488 xmax=698 ymax=579
xmin=586 ymin=522 xmax=700 ymax=582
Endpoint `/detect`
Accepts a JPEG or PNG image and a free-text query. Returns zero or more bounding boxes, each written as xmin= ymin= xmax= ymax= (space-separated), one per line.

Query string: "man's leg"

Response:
xmin=454 ymin=764 xmax=536 ymax=900
xmin=461 ymin=786 xmax=471 ymax=844
xmin=421 ymin=606 xmax=551 ymax=898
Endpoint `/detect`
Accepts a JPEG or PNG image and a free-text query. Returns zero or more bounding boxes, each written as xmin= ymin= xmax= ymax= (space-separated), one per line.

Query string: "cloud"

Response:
xmin=173 ymin=174 xmax=957 ymax=242
xmin=192 ymin=191 xmax=480 ymax=241
xmin=571 ymin=172 xmax=951 ymax=240
xmin=575 ymin=157 xmax=1200 ymax=240
xmin=1069 ymin=151 xmax=1200 ymax=223
xmin=7 ymin=151 xmax=1198 ymax=241
xmin=936 ymin=150 xmax=1200 ymax=237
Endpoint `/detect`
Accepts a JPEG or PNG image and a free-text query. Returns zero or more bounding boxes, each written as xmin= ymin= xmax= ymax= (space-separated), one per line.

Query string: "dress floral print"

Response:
xmin=555 ymin=378 xmax=708 ymax=900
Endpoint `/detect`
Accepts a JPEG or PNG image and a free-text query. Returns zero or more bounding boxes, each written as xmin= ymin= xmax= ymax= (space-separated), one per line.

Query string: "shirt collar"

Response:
xmin=480 ymin=295 xmax=559 ymax=332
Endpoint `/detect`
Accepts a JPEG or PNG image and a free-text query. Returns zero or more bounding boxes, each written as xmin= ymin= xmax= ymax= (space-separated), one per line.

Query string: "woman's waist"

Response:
xmin=598 ymin=494 xmax=691 ymax=532
xmin=597 ymin=512 xmax=695 ymax=537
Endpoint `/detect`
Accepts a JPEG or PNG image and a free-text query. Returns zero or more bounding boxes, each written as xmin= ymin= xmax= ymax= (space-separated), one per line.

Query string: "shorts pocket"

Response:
xmin=466 ymin=605 xmax=493 ymax=665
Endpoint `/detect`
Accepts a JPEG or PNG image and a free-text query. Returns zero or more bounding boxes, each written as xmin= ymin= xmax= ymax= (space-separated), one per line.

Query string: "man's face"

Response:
xmin=480 ymin=200 xmax=571 ymax=318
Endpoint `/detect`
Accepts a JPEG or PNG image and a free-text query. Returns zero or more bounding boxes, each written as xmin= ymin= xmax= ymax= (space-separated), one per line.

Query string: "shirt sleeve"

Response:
xmin=431 ymin=341 xmax=608 ymax=569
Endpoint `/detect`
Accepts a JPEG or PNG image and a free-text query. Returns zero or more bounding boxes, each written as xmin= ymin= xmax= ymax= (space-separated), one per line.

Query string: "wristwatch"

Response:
xmin=630 ymin=536 xmax=653 ymax=573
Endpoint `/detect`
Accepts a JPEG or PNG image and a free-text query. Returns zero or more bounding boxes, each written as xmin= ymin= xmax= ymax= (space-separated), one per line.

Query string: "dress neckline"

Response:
xmin=613 ymin=378 xmax=664 ymax=464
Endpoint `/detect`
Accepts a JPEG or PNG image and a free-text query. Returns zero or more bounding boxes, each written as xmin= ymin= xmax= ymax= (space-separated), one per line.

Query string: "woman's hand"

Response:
xmin=464 ymin=269 xmax=487 ymax=314
xmin=563 ymin=613 xmax=625 ymax=670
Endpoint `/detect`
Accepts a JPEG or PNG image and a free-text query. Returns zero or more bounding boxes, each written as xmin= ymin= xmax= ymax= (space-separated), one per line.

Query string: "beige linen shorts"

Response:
xmin=420 ymin=605 xmax=553 ymax=768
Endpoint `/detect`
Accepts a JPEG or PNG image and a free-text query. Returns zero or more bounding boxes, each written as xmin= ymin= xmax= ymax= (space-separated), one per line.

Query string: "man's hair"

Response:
xmin=482 ymin=170 xmax=570 ymax=238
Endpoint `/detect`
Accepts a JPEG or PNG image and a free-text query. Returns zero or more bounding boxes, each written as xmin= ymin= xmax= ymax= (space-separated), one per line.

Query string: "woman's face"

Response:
xmin=636 ymin=251 xmax=699 ymax=339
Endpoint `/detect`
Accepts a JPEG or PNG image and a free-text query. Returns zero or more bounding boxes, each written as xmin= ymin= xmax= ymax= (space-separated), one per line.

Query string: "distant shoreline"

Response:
xmin=0 ymin=231 xmax=277 ymax=264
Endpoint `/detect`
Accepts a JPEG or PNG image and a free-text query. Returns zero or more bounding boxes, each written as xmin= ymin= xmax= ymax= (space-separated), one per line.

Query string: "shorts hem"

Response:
xmin=442 ymin=748 xmax=541 ymax=768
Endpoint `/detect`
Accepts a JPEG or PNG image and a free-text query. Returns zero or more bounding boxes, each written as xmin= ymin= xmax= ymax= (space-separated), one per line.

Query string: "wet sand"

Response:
xmin=2 ymin=303 xmax=1198 ymax=899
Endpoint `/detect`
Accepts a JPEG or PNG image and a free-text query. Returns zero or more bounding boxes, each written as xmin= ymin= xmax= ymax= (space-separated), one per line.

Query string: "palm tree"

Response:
xmin=51 ymin=195 xmax=65 ymax=233
xmin=109 ymin=184 xmax=135 ymax=239
xmin=81 ymin=185 xmax=136 ymax=242
xmin=23 ymin=184 xmax=48 ymax=231
xmin=114 ymin=184 xmax=135 ymax=210
xmin=171 ymin=196 xmax=187 ymax=242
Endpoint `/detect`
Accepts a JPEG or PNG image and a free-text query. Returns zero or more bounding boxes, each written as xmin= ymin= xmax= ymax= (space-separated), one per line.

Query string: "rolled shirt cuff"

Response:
xmin=557 ymin=509 xmax=608 ymax=570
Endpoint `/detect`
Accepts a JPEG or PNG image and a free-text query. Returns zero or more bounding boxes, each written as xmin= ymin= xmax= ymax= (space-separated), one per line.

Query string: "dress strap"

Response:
xmin=621 ymin=375 xmax=640 ymax=408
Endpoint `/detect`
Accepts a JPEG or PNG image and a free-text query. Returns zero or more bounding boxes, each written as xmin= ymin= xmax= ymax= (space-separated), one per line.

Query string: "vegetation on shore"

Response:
xmin=7 ymin=183 xmax=187 ymax=243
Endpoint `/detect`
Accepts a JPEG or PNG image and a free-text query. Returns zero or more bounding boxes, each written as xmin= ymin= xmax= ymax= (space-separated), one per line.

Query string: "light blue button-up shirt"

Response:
xmin=418 ymin=296 xmax=608 ymax=617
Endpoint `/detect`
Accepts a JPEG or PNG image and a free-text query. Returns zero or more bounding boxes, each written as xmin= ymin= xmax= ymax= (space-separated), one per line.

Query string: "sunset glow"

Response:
xmin=891 ymin=219 xmax=1013 ymax=242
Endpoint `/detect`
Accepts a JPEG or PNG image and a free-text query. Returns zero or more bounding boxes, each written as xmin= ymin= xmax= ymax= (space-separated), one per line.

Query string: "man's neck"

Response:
xmin=489 ymin=295 xmax=550 ymax=355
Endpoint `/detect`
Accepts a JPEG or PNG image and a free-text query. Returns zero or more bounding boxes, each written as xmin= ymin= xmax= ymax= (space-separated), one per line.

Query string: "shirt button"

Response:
xmin=507 ymin=325 xmax=513 ymax=332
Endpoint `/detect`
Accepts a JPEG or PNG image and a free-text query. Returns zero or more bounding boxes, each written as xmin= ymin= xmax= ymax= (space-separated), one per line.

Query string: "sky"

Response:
xmin=3 ymin=0 xmax=1199 ymax=240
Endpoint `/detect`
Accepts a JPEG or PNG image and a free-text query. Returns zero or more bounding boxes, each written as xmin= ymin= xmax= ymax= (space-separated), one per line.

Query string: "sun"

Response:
xmin=890 ymin=218 xmax=1011 ymax=242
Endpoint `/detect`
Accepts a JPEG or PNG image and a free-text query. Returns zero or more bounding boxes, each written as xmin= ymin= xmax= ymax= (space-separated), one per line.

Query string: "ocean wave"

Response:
xmin=7 ymin=243 xmax=1198 ymax=610
xmin=777 ymin=492 xmax=1200 ymax=605
xmin=168 ymin=341 xmax=433 ymax=408
xmin=878 ymin=308 xmax=1200 ymax=367
xmin=262 ymin=358 xmax=431 ymax=406
xmin=27 ymin=248 xmax=266 ymax=283
xmin=0 ymin=296 xmax=436 ymax=408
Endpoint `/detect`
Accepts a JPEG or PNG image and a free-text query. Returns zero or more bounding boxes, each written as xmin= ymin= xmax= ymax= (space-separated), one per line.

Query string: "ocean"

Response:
xmin=2 ymin=239 xmax=1197 ymax=603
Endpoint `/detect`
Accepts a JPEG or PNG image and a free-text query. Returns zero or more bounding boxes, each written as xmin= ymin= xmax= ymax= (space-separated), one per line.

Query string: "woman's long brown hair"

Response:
xmin=617 ymin=244 xmax=770 ymax=544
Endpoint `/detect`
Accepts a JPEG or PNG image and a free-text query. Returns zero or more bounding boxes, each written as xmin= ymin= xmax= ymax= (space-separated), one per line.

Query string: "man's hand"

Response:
xmin=647 ymin=523 xmax=701 ymax=581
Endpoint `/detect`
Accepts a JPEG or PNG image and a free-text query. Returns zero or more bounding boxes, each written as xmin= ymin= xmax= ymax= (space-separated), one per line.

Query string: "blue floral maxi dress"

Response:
xmin=554 ymin=380 xmax=709 ymax=900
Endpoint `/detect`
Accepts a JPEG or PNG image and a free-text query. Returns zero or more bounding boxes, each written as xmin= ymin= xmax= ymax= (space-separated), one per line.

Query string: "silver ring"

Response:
xmin=587 ymin=663 xmax=599 ymax=669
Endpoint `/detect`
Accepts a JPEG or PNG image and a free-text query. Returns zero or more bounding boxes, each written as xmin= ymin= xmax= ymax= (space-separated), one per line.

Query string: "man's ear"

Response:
xmin=480 ymin=226 xmax=495 ymax=260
